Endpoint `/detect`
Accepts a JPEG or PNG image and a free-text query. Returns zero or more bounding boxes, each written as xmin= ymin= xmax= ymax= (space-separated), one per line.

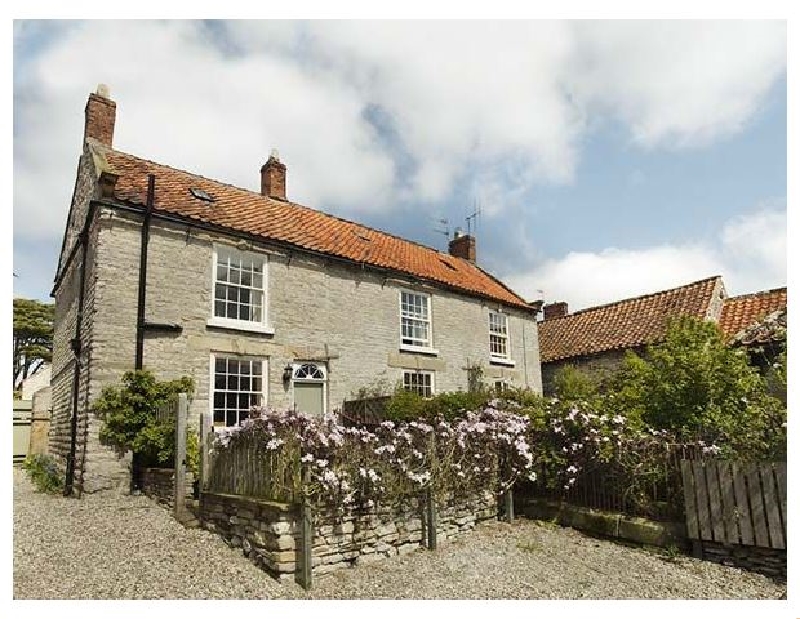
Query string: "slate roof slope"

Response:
xmin=719 ymin=287 xmax=787 ymax=340
xmin=538 ymin=276 xmax=722 ymax=363
xmin=102 ymin=148 xmax=530 ymax=309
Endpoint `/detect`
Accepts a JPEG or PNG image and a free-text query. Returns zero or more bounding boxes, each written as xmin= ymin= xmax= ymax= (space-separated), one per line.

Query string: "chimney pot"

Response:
xmin=84 ymin=85 xmax=116 ymax=147
xmin=449 ymin=233 xmax=476 ymax=263
xmin=261 ymin=152 xmax=287 ymax=200
xmin=543 ymin=302 xmax=569 ymax=320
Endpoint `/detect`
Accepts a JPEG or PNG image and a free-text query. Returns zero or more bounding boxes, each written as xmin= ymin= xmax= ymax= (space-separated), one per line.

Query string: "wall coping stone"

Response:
xmin=519 ymin=497 xmax=686 ymax=548
xmin=201 ymin=491 xmax=296 ymax=513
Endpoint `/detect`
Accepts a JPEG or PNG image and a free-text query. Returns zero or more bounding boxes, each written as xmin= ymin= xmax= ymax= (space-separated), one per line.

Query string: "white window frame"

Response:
xmin=492 ymin=378 xmax=511 ymax=393
xmin=399 ymin=289 xmax=438 ymax=354
xmin=291 ymin=362 xmax=328 ymax=416
xmin=402 ymin=370 xmax=435 ymax=398
xmin=209 ymin=353 xmax=269 ymax=429
xmin=489 ymin=310 xmax=516 ymax=367
xmin=207 ymin=244 xmax=274 ymax=335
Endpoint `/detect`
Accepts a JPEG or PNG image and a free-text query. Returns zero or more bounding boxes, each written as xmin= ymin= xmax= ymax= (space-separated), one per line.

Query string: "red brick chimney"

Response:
xmin=543 ymin=302 xmax=569 ymax=320
xmin=261 ymin=149 xmax=287 ymax=200
xmin=84 ymin=84 xmax=116 ymax=147
xmin=449 ymin=229 xmax=476 ymax=263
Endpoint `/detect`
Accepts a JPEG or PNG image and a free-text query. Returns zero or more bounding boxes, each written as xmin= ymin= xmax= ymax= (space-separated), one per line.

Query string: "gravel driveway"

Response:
xmin=13 ymin=467 xmax=785 ymax=600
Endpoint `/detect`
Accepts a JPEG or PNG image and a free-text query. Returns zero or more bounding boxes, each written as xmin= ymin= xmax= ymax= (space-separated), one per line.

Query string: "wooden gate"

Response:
xmin=680 ymin=460 xmax=786 ymax=549
xmin=13 ymin=400 xmax=33 ymax=464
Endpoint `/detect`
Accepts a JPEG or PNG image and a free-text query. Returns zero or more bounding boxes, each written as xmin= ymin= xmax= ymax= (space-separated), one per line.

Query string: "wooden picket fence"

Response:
xmin=680 ymin=460 xmax=786 ymax=549
xmin=204 ymin=427 xmax=302 ymax=503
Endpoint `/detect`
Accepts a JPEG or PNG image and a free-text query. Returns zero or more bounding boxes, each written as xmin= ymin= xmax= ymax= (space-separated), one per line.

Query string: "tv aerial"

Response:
xmin=465 ymin=197 xmax=482 ymax=237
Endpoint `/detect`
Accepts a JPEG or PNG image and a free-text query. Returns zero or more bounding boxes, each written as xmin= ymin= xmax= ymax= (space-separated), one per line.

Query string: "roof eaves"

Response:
xmin=98 ymin=197 xmax=532 ymax=310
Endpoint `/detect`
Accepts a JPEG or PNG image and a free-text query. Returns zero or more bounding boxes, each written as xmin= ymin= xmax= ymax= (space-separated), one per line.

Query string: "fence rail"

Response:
xmin=340 ymin=396 xmax=391 ymax=427
xmin=681 ymin=460 xmax=786 ymax=549
xmin=521 ymin=443 xmax=707 ymax=521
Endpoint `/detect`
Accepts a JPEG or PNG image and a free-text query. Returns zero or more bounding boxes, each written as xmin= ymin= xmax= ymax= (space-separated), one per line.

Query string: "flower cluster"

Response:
xmin=210 ymin=405 xmax=539 ymax=509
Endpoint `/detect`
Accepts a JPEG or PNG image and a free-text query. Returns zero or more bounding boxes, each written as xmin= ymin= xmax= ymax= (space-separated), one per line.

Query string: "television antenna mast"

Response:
xmin=432 ymin=217 xmax=450 ymax=246
xmin=465 ymin=197 xmax=481 ymax=237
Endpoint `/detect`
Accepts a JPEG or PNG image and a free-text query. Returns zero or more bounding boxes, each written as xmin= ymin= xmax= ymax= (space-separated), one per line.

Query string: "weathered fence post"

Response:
xmin=173 ymin=392 xmax=188 ymax=522
xmin=504 ymin=487 xmax=515 ymax=523
xmin=297 ymin=465 xmax=313 ymax=590
xmin=425 ymin=487 xmax=437 ymax=550
xmin=199 ymin=412 xmax=210 ymax=492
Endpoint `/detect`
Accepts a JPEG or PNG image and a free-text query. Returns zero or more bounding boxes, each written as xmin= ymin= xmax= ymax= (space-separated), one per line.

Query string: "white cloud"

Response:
xmin=13 ymin=20 xmax=396 ymax=242
xmin=13 ymin=21 xmax=787 ymax=306
xmin=505 ymin=206 xmax=786 ymax=311
xmin=13 ymin=20 xmax=786 ymax=244
xmin=568 ymin=21 xmax=787 ymax=148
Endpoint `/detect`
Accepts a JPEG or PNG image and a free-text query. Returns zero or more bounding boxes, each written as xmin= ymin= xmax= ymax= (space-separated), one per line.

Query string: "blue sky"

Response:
xmin=12 ymin=20 xmax=787 ymax=310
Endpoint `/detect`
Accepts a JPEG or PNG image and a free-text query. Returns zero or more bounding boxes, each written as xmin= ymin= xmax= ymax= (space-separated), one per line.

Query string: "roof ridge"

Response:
xmin=472 ymin=264 xmax=535 ymax=308
xmin=106 ymin=148 xmax=495 ymax=272
xmin=544 ymin=274 xmax=722 ymax=322
xmin=724 ymin=286 xmax=787 ymax=302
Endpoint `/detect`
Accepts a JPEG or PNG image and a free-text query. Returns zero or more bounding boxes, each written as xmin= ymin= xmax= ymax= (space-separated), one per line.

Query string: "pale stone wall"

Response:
xmin=141 ymin=467 xmax=196 ymax=509
xmin=89 ymin=210 xmax=542 ymax=441
xmin=21 ymin=365 xmax=51 ymax=401
xmin=50 ymin=146 xmax=132 ymax=495
xmin=29 ymin=387 xmax=52 ymax=456
xmin=541 ymin=348 xmax=632 ymax=396
xmin=54 ymin=186 xmax=541 ymax=493
xmin=200 ymin=490 xmax=497 ymax=581
xmin=50 ymin=147 xmax=97 ymax=488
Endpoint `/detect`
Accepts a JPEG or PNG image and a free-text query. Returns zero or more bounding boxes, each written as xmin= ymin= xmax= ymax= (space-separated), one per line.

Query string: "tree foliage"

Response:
xmin=13 ymin=298 xmax=54 ymax=388
xmin=95 ymin=370 xmax=197 ymax=473
xmin=610 ymin=316 xmax=785 ymax=459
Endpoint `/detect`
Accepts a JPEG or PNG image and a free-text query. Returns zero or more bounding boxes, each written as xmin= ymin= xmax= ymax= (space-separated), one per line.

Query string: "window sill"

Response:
xmin=489 ymin=357 xmax=516 ymax=367
xmin=399 ymin=344 xmax=439 ymax=356
xmin=206 ymin=317 xmax=275 ymax=335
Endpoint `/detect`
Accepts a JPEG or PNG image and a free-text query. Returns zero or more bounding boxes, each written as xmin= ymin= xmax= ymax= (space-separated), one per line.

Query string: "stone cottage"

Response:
xmin=50 ymin=86 xmax=544 ymax=494
xmin=538 ymin=276 xmax=787 ymax=395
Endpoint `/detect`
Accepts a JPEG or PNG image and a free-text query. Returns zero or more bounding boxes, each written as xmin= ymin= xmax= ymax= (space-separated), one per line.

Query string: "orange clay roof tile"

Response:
xmin=719 ymin=287 xmax=787 ymax=340
xmin=538 ymin=276 xmax=722 ymax=363
xmin=103 ymin=148 xmax=531 ymax=310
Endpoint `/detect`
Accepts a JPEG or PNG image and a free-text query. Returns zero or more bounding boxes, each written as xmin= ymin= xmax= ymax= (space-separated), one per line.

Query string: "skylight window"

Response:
xmin=190 ymin=187 xmax=214 ymax=202
xmin=439 ymin=258 xmax=457 ymax=271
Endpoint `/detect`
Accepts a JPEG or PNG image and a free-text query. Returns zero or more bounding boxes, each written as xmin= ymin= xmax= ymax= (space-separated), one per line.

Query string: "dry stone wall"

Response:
xmin=141 ymin=467 xmax=196 ymax=509
xmin=200 ymin=490 xmax=497 ymax=583
xmin=700 ymin=541 xmax=786 ymax=581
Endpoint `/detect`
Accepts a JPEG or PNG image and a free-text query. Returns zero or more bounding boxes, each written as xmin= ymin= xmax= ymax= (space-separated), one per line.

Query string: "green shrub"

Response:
xmin=22 ymin=454 xmax=63 ymax=493
xmin=383 ymin=388 xmax=428 ymax=422
xmin=613 ymin=317 xmax=776 ymax=449
xmin=95 ymin=370 xmax=198 ymax=475
xmin=383 ymin=388 xmax=492 ymax=423
xmin=420 ymin=390 xmax=489 ymax=420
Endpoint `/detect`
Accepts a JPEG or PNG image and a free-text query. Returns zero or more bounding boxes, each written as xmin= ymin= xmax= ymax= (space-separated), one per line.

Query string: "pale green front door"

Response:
xmin=294 ymin=382 xmax=324 ymax=416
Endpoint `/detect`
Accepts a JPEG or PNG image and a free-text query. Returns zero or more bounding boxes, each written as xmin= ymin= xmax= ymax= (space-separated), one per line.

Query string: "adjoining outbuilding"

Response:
xmin=538 ymin=277 xmax=786 ymax=395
